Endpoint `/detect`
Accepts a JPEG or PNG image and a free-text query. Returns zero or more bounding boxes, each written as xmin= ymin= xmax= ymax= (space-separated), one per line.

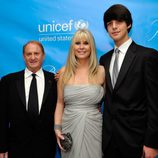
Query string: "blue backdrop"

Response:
xmin=0 ymin=0 xmax=158 ymax=78
xmin=0 ymin=0 xmax=158 ymax=157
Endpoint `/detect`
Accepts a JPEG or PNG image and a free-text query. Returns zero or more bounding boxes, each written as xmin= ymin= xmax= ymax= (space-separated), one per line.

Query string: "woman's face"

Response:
xmin=74 ymin=36 xmax=91 ymax=60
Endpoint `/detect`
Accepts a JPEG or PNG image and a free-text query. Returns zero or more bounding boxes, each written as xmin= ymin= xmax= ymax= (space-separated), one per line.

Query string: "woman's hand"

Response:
xmin=55 ymin=129 xmax=65 ymax=151
xmin=54 ymin=66 xmax=65 ymax=81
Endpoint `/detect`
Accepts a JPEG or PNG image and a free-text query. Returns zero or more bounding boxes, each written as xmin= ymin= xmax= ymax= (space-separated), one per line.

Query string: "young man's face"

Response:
xmin=107 ymin=20 xmax=131 ymax=46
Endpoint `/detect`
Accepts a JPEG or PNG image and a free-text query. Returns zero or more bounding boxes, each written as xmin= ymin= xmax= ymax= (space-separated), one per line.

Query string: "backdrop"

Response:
xmin=0 ymin=0 xmax=158 ymax=157
xmin=0 ymin=0 xmax=158 ymax=77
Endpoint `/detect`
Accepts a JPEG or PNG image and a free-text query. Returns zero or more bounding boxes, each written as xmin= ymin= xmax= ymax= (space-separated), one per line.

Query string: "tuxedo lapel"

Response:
xmin=16 ymin=71 xmax=26 ymax=107
xmin=106 ymin=50 xmax=113 ymax=93
xmin=41 ymin=71 xmax=52 ymax=107
xmin=114 ymin=42 xmax=137 ymax=90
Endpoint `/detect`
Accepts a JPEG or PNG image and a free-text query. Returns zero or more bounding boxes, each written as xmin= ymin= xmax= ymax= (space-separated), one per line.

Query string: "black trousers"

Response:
xmin=103 ymin=137 xmax=122 ymax=158
xmin=103 ymin=137 xmax=142 ymax=158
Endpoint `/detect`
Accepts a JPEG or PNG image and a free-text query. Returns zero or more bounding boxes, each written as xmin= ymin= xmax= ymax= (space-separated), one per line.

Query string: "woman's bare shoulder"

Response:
xmin=98 ymin=65 xmax=105 ymax=74
xmin=96 ymin=65 xmax=105 ymax=85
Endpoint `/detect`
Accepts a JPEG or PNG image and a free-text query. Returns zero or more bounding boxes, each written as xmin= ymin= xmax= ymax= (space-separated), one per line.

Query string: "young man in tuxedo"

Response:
xmin=100 ymin=4 xmax=158 ymax=158
xmin=0 ymin=41 xmax=57 ymax=158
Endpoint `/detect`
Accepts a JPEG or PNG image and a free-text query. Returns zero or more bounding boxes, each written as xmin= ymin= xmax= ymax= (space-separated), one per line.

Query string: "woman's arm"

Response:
xmin=54 ymin=74 xmax=65 ymax=150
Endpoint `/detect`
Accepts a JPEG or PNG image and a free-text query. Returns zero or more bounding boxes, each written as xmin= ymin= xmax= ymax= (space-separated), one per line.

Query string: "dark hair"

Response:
xmin=103 ymin=4 xmax=133 ymax=33
xmin=23 ymin=40 xmax=45 ymax=54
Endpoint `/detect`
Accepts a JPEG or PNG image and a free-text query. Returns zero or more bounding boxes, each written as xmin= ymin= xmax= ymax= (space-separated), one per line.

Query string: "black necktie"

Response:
xmin=28 ymin=74 xmax=39 ymax=118
xmin=112 ymin=48 xmax=120 ymax=88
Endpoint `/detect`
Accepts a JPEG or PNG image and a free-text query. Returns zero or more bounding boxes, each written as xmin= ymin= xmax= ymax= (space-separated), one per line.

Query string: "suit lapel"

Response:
xmin=106 ymin=51 xmax=113 ymax=93
xmin=16 ymin=70 xmax=26 ymax=107
xmin=114 ymin=42 xmax=137 ymax=90
xmin=41 ymin=71 xmax=52 ymax=107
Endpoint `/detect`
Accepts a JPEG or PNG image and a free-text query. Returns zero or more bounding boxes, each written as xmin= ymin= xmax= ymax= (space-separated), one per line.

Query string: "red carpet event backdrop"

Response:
xmin=0 ymin=0 xmax=158 ymax=157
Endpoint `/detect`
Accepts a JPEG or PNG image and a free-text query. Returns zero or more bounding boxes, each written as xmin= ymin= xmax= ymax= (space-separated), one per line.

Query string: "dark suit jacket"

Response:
xmin=100 ymin=41 xmax=158 ymax=157
xmin=0 ymin=70 xmax=57 ymax=158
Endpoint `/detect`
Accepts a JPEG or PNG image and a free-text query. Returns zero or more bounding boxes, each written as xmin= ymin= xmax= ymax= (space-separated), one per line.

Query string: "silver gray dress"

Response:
xmin=61 ymin=84 xmax=104 ymax=158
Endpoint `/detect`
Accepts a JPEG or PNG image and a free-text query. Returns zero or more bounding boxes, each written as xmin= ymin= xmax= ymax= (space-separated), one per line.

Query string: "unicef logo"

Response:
xmin=74 ymin=20 xmax=89 ymax=30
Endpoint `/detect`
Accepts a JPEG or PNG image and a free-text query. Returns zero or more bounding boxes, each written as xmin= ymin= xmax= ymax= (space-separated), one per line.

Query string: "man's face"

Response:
xmin=107 ymin=20 xmax=131 ymax=46
xmin=23 ymin=43 xmax=45 ymax=73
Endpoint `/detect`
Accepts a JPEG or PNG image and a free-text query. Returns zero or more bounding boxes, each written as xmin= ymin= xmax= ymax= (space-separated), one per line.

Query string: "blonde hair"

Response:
xmin=62 ymin=29 xmax=98 ymax=84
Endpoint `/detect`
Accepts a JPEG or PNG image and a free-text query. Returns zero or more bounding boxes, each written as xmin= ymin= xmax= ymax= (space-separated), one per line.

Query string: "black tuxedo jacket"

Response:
xmin=100 ymin=41 xmax=158 ymax=157
xmin=0 ymin=70 xmax=57 ymax=158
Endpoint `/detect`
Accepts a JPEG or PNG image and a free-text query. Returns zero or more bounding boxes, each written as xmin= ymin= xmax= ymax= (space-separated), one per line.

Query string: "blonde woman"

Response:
xmin=54 ymin=29 xmax=105 ymax=158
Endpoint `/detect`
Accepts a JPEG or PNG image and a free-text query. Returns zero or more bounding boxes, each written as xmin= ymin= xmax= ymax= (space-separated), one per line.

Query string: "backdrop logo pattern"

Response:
xmin=43 ymin=65 xmax=56 ymax=73
xmin=148 ymin=19 xmax=158 ymax=41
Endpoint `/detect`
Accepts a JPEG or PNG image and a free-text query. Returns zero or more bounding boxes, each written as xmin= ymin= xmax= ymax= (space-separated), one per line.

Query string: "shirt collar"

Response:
xmin=114 ymin=38 xmax=132 ymax=54
xmin=25 ymin=68 xmax=44 ymax=79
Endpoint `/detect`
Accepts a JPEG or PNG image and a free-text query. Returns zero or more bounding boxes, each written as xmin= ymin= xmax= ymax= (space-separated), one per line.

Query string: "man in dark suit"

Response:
xmin=100 ymin=4 xmax=158 ymax=158
xmin=0 ymin=41 xmax=57 ymax=158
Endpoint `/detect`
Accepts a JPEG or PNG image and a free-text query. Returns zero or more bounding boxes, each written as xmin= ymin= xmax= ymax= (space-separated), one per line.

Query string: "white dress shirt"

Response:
xmin=109 ymin=38 xmax=133 ymax=80
xmin=24 ymin=68 xmax=45 ymax=113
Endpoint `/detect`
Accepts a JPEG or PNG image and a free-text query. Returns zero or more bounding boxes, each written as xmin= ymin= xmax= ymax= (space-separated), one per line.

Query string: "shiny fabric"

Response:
xmin=61 ymin=84 xmax=104 ymax=158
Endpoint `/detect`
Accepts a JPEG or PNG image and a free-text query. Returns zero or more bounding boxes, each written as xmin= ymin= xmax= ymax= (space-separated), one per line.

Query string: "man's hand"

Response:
xmin=142 ymin=145 xmax=158 ymax=158
xmin=0 ymin=152 xmax=8 ymax=158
